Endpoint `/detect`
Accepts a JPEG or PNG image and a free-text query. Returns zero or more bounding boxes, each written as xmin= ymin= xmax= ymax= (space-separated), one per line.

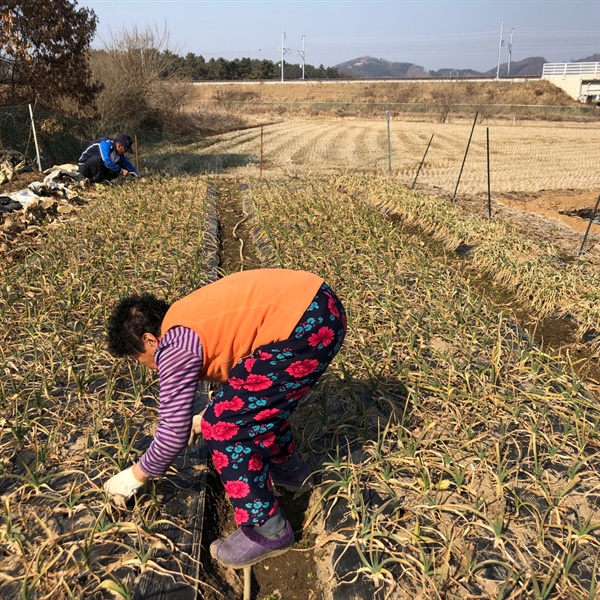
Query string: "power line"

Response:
xmin=298 ymin=35 xmax=306 ymax=79
xmin=277 ymin=31 xmax=291 ymax=81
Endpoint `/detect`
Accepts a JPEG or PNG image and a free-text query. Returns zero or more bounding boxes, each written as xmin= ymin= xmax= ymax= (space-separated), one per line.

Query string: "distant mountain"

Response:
xmin=482 ymin=57 xmax=547 ymax=77
xmin=336 ymin=57 xmax=430 ymax=78
xmin=575 ymin=53 xmax=600 ymax=62
xmin=335 ymin=53 xmax=599 ymax=79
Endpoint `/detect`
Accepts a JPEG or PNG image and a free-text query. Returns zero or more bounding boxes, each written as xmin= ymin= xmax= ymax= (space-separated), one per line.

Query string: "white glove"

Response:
xmin=188 ymin=410 xmax=206 ymax=446
xmin=103 ymin=466 xmax=144 ymax=501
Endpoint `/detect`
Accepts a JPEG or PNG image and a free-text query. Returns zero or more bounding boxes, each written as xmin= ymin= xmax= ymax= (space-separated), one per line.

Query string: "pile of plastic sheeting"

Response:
xmin=3 ymin=163 xmax=82 ymax=209
xmin=1 ymin=163 xmax=86 ymax=252
xmin=0 ymin=150 xmax=31 ymax=185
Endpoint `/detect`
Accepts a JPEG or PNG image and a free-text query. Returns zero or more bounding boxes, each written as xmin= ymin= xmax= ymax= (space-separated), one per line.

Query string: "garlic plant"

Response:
xmin=2 ymin=171 xmax=600 ymax=599
xmin=246 ymin=175 xmax=600 ymax=599
xmin=0 ymin=176 xmax=212 ymax=598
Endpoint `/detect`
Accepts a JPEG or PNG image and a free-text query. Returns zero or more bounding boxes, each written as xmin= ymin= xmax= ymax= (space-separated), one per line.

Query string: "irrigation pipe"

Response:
xmin=411 ymin=133 xmax=434 ymax=189
xmin=453 ymin=111 xmax=479 ymax=201
xmin=233 ymin=213 xmax=249 ymax=268
xmin=243 ymin=565 xmax=251 ymax=600
xmin=578 ymin=194 xmax=600 ymax=256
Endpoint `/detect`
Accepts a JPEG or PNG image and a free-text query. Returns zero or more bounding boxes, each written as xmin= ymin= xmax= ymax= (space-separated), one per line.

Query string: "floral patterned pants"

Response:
xmin=201 ymin=283 xmax=347 ymax=526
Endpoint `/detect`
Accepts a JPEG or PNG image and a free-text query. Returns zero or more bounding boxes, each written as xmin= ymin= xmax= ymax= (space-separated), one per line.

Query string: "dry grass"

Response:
xmin=154 ymin=113 xmax=600 ymax=207
xmin=189 ymin=118 xmax=600 ymax=194
xmin=189 ymin=79 xmax=577 ymax=108
xmin=186 ymin=79 xmax=593 ymax=125
xmin=2 ymin=147 xmax=600 ymax=598
xmin=335 ymin=175 xmax=600 ymax=346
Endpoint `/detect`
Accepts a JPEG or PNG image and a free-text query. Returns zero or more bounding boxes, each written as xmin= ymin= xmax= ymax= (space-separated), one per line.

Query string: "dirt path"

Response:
xmin=198 ymin=179 xmax=323 ymax=600
xmin=457 ymin=189 xmax=600 ymax=267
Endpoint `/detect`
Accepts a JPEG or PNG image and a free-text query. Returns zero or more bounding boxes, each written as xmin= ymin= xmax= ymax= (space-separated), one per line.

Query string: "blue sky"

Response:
xmin=80 ymin=0 xmax=600 ymax=71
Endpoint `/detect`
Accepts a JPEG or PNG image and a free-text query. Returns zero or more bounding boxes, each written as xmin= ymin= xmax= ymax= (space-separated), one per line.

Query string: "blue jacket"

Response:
xmin=78 ymin=137 xmax=139 ymax=176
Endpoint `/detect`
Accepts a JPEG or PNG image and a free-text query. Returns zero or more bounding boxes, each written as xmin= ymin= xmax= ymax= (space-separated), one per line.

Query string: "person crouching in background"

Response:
xmin=78 ymin=133 xmax=141 ymax=183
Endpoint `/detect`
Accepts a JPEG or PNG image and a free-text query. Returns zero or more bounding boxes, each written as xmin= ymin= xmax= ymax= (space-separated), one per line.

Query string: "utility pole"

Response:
xmin=507 ymin=28 xmax=514 ymax=76
xmin=496 ymin=22 xmax=504 ymax=79
xmin=298 ymin=34 xmax=306 ymax=80
xmin=278 ymin=31 xmax=290 ymax=82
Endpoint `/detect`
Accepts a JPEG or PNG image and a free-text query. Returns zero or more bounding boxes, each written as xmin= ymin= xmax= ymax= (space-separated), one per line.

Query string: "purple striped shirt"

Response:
xmin=138 ymin=326 xmax=204 ymax=477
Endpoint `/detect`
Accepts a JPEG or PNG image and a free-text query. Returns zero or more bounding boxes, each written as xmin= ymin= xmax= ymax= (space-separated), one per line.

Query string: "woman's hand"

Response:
xmin=188 ymin=408 xmax=207 ymax=446
xmin=103 ymin=464 xmax=148 ymax=501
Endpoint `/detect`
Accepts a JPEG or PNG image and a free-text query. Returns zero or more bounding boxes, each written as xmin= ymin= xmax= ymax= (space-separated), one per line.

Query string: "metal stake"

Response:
xmin=578 ymin=194 xmax=600 ymax=256
xmin=411 ymin=133 xmax=434 ymax=189
xmin=134 ymin=134 xmax=140 ymax=172
xmin=386 ymin=111 xmax=392 ymax=174
xmin=453 ymin=111 xmax=479 ymax=201
xmin=486 ymin=127 xmax=491 ymax=218
xmin=28 ymin=104 xmax=42 ymax=171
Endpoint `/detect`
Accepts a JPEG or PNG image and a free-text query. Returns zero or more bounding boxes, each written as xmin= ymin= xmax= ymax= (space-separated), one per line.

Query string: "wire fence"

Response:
xmin=207 ymin=99 xmax=599 ymax=121
xmin=1 ymin=101 xmax=598 ymax=183
xmin=0 ymin=104 xmax=186 ymax=171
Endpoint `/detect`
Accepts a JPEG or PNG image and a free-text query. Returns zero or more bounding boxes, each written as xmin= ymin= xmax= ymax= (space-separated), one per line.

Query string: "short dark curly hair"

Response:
xmin=107 ymin=293 xmax=171 ymax=357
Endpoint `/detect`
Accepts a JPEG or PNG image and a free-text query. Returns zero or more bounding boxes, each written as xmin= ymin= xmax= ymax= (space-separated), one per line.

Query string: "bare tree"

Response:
xmin=431 ymin=84 xmax=459 ymax=124
xmin=91 ymin=24 xmax=191 ymax=131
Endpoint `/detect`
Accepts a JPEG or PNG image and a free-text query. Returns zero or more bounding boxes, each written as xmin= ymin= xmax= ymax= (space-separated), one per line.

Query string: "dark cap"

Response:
xmin=115 ymin=134 xmax=133 ymax=151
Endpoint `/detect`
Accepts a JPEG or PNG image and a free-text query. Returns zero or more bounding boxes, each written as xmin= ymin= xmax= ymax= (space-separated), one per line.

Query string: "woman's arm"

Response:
xmin=138 ymin=327 xmax=204 ymax=477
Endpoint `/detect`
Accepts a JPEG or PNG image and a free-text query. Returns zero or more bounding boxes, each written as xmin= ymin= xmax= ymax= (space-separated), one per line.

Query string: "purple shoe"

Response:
xmin=270 ymin=460 xmax=314 ymax=494
xmin=210 ymin=521 xmax=294 ymax=568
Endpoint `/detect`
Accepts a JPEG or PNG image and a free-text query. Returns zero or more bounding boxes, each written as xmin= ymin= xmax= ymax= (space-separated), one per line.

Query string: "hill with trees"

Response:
xmin=576 ymin=53 xmax=600 ymax=62
xmin=335 ymin=53 xmax=600 ymax=79
xmin=482 ymin=57 xmax=547 ymax=77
